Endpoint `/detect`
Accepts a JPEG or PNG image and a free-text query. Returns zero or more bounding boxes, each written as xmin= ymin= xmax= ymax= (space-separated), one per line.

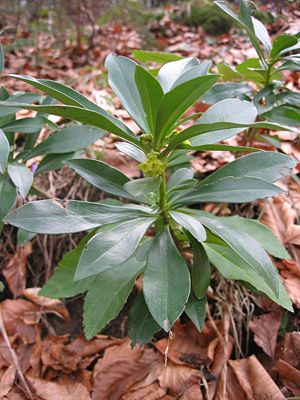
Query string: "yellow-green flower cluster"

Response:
xmin=138 ymin=152 xmax=166 ymax=177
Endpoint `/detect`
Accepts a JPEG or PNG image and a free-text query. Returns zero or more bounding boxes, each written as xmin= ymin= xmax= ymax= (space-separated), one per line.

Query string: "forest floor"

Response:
xmin=0 ymin=2 xmax=300 ymax=399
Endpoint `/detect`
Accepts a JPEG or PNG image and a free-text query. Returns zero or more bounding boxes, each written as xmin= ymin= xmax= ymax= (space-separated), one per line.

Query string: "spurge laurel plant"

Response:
xmin=0 ymin=53 xmax=296 ymax=344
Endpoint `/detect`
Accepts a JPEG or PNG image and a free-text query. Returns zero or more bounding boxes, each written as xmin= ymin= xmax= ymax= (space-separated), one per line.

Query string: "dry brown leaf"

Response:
xmin=27 ymin=375 xmax=91 ymax=400
xmin=276 ymin=359 xmax=300 ymax=396
xmin=281 ymin=270 xmax=300 ymax=308
xmin=286 ymin=224 xmax=300 ymax=245
xmin=92 ymin=339 xmax=157 ymax=400
xmin=249 ymin=311 xmax=281 ymax=358
xmin=229 ymin=355 xmax=285 ymax=400
xmin=41 ymin=336 xmax=81 ymax=372
xmin=260 ymin=196 xmax=297 ymax=245
xmin=0 ymin=365 xmax=16 ymax=397
xmin=155 ymin=321 xmax=220 ymax=366
xmin=0 ymin=299 xmax=40 ymax=343
xmin=22 ymin=288 xmax=69 ymax=320
xmin=122 ymin=382 xmax=166 ymax=400
xmin=276 ymin=332 xmax=300 ymax=368
xmin=178 ymin=384 xmax=202 ymax=400
xmin=2 ymin=243 xmax=32 ymax=296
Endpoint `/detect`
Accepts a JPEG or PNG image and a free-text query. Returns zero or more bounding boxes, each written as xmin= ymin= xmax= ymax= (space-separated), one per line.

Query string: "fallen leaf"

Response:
xmin=2 ymin=243 xmax=32 ymax=297
xmin=249 ymin=311 xmax=281 ymax=358
xmin=0 ymin=365 xmax=16 ymax=397
xmin=27 ymin=375 xmax=91 ymax=400
xmin=281 ymin=270 xmax=300 ymax=308
xmin=122 ymin=382 xmax=166 ymax=400
xmin=276 ymin=359 xmax=300 ymax=396
xmin=229 ymin=355 xmax=285 ymax=400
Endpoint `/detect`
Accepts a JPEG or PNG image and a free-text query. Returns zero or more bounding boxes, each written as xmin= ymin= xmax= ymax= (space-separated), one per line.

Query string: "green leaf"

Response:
xmin=191 ymin=99 xmax=257 ymax=146
xmin=236 ymin=58 xmax=266 ymax=85
xmin=7 ymin=163 xmax=33 ymax=198
xmin=185 ymin=295 xmax=206 ymax=332
xmin=204 ymin=242 xmax=292 ymax=311
xmin=6 ymin=199 xmax=155 ymax=234
xmin=178 ymin=176 xmax=284 ymax=204
xmin=135 ymin=65 xmax=164 ymax=135
xmin=157 ymin=57 xmax=200 ymax=93
xmin=105 ymin=54 xmax=149 ymax=133
xmin=0 ymin=129 xmax=9 ymax=174
xmin=262 ymin=106 xmax=300 ymax=127
xmin=194 ymin=213 xmax=280 ymax=297
xmin=169 ymin=210 xmax=206 ymax=243
xmin=0 ymin=94 xmax=42 ymax=118
xmin=143 ymin=228 xmax=191 ymax=331
xmin=40 ymin=232 xmax=98 ymax=298
xmin=0 ymin=44 xmax=4 ymax=76
xmin=220 ymin=216 xmax=290 ymax=259
xmin=0 ymin=102 xmax=140 ymax=146
xmin=252 ymin=17 xmax=271 ymax=52
xmin=75 ymin=217 xmax=155 ymax=280
xmin=27 ymin=126 xmax=105 ymax=158
xmin=128 ymin=292 xmax=160 ymax=346
xmin=191 ymin=242 xmax=211 ymax=298
xmin=115 ymin=142 xmax=146 ymax=163
xmin=8 ymin=74 xmax=104 ymax=112
xmin=214 ymin=1 xmax=266 ymax=63
xmin=17 ymin=229 xmax=36 ymax=246
xmin=183 ymin=144 xmax=260 ymax=152
xmin=270 ymin=35 xmax=298 ymax=59
xmin=64 ymin=158 xmax=138 ymax=200
xmin=201 ymin=151 xmax=297 ymax=185
xmin=1 ymin=116 xmax=54 ymax=134
xmin=83 ymin=256 xmax=144 ymax=339
xmin=124 ymin=177 xmax=161 ymax=199
xmin=156 ymin=74 xmax=218 ymax=144
xmin=167 ymin=168 xmax=194 ymax=191
xmin=202 ymin=83 xmax=251 ymax=104
xmin=217 ymin=63 xmax=242 ymax=81
xmin=132 ymin=50 xmax=182 ymax=64
xmin=0 ymin=174 xmax=17 ymax=220
xmin=35 ymin=152 xmax=78 ymax=174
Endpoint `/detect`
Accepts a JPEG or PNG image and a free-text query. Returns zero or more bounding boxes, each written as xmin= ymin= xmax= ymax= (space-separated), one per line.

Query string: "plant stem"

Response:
xmin=159 ymin=170 xmax=169 ymax=225
xmin=31 ymin=184 xmax=52 ymax=199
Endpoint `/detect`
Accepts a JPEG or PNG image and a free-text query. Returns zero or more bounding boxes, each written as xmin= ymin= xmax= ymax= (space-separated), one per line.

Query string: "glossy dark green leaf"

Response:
xmin=185 ymin=295 xmax=206 ymax=332
xmin=270 ymin=35 xmax=298 ymax=59
xmin=76 ymin=217 xmax=155 ymax=280
xmin=135 ymin=65 xmax=164 ymax=135
xmin=0 ymin=129 xmax=9 ymax=174
xmin=169 ymin=210 xmax=206 ymax=243
xmin=167 ymin=168 xmax=194 ymax=191
xmin=17 ymin=229 xmax=36 ymax=246
xmin=7 ymin=163 xmax=33 ymax=198
xmin=0 ymin=174 xmax=17 ymax=220
xmin=182 ymin=144 xmax=259 ymax=152
xmin=236 ymin=58 xmax=266 ymax=85
xmin=202 ymin=83 xmax=252 ymax=104
xmin=157 ymin=57 xmax=200 ymax=93
xmin=8 ymin=74 xmax=104 ymax=112
xmin=143 ymin=228 xmax=190 ymax=331
xmin=190 ymin=99 xmax=257 ymax=146
xmin=0 ymin=102 xmax=140 ymax=146
xmin=220 ymin=215 xmax=290 ymax=259
xmin=6 ymin=199 xmax=155 ymax=234
xmin=115 ymin=142 xmax=146 ymax=163
xmin=35 ymin=152 xmax=78 ymax=174
xmin=1 ymin=116 xmax=54 ymax=134
xmin=124 ymin=177 xmax=161 ymax=199
xmin=201 ymin=152 xmax=297 ymax=185
xmin=105 ymin=54 xmax=148 ymax=133
xmin=132 ymin=50 xmax=182 ymax=64
xmin=194 ymin=212 xmax=280 ymax=297
xmin=28 ymin=126 xmax=105 ymax=158
xmin=204 ymin=242 xmax=292 ymax=311
xmin=83 ymin=256 xmax=144 ymax=339
xmin=128 ymin=292 xmax=160 ymax=346
xmin=262 ymin=106 xmax=300 ymax=127
xmin=155 ymin=74 xmax=218 ymax=144
xmin=191 ymin=241 xmax=211 ymax=298
xmin=0 ymin=94 xmax=42 ymax=118
xmin=217 ymin=63 xmax=241 ymax=81
xmin=64 ymin=158 xmax=137 ymax=200
xmin=178 ymin=176 xmax=284 ymax=204
xmin=40 ymin=232 xmax=98 ymax=298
